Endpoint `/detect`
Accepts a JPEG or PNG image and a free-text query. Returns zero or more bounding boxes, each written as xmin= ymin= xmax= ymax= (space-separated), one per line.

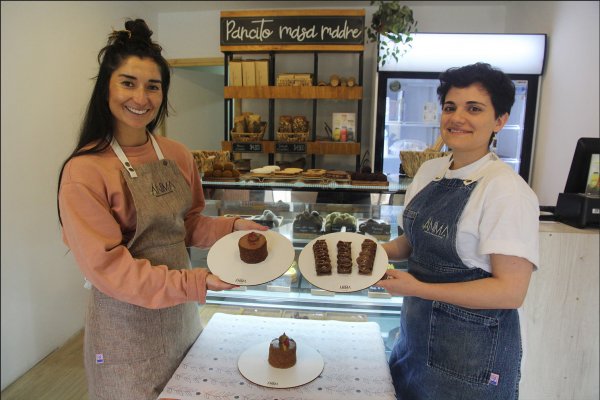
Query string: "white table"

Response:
xmin=158 ymin=313 xmax=396 ymax=400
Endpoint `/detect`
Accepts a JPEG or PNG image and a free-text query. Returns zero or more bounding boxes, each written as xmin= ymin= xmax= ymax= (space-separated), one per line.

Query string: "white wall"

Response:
xmin=1 ymin=0 xmax=598 ymax=392
xmin=0 ymin=0 xmax=158 ymax=390
xmin=506 ymin=1 xmax=599 ymax=206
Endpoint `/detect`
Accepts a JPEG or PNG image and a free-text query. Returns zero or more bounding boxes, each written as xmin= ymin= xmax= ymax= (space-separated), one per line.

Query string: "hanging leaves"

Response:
xmin=365 ymin=0 xmax=418 ymax=66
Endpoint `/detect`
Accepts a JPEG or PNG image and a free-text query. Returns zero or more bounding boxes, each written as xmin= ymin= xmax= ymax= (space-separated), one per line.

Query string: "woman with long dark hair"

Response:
xmin=57 ymin=19 xmax=266 ymax=399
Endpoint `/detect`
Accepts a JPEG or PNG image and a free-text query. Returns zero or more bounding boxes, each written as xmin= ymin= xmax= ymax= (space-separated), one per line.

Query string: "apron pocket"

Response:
xmin=88 ymin=290 xmax=165 ymax=364
xmin=427 ymin=301 xmax=498 ymax=385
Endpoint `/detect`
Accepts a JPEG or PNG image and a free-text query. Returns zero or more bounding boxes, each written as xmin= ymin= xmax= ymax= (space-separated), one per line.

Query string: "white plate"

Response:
xmin=207 ymin=230 xmax=294 ymax=286
xmin=298 ymin=232 xmax=389 ymax=293
xmin=238 ymin=341 xmax=324 ymax=388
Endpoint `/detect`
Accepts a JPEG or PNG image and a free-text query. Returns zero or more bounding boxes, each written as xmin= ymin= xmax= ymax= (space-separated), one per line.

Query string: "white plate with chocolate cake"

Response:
xmin=207 ymin=230 xmax=294 ymax=286
xmin=238 ymin=334 xmax=324 ymax=388
xmin=298 ymin=232 xmax=389 ymax=293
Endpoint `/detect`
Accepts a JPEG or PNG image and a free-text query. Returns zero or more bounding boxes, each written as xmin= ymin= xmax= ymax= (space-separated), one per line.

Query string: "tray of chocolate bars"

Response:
xmin=297 ymin=232 xmax=389 ymax=293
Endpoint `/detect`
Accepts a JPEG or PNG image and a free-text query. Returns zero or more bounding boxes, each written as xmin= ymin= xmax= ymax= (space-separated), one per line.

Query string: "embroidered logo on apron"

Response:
xmin=151 ymin=180 xmax=175 ymax=197
xmin=421 ymin=217 xmax=449 ymax=239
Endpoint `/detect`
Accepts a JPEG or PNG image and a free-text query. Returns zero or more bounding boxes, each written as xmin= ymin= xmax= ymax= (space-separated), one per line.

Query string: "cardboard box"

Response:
xmin=254 ymin=59 xmax=269 ymax=86
xmin=228 ymin=60 xmax=243 ymax=86
xmin=332 ymin=113 xmax=356 ymax=142
xmin=242 ymin=60 xmax=256 ymax=86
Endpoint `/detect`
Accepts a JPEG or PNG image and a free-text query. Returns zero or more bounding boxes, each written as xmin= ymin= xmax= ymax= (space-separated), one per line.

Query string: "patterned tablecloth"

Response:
xmin=158 ymin=313 xmax=396 ymax=400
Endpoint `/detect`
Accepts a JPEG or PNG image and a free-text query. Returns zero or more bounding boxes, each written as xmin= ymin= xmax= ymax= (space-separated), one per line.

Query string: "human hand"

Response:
xmin=233 ymin=218 xmax=269 ymax=232
xmin=206 ymin=273 xmax=238 ymax=291
xmin=373 ymin=269 xmax=421 ymax=297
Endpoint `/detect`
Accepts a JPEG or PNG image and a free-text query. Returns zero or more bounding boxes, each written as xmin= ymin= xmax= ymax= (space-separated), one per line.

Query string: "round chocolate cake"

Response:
xmin=268 ymin=333 xmax=297 ymax=369
xmin=238 ymin=232 xmax=268 ymax=264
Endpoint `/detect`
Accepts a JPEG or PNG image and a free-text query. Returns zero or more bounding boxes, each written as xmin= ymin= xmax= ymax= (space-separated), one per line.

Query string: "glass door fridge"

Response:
xmin=371 ymin=33 xmax=546 ymax=184
xmin=374 ymin=73 xmax=538 ymax=182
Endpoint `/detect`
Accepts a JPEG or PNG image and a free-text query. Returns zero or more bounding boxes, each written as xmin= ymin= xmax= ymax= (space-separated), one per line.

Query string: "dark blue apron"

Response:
xmin=390 ymin=163 xmax=522 ymax=400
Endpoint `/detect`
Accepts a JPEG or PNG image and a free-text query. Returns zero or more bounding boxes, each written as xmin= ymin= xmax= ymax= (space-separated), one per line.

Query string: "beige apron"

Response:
xmin=84 ymin=134 xmax=201 ymax=400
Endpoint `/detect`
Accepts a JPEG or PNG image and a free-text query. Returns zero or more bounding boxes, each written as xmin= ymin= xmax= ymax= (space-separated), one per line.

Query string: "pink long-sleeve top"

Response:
xmin=59 ymin=134 xmax=235 ymax=309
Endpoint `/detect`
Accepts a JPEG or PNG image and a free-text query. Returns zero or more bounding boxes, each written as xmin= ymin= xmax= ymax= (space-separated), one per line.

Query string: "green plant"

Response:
xmin=366 ymin=0 xmax=418 ymax=66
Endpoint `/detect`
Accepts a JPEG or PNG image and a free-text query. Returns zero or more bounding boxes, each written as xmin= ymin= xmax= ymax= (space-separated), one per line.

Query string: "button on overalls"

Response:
xmin=390 ymin=160 xmax=522 ymax=400
xmin=84 ymin=134 xmax=201 ymax=400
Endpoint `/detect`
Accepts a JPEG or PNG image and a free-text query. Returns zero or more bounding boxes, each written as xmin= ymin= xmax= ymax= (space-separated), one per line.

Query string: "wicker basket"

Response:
xmin=276 ymin=131 xmax=309 ymax=142
xmin=231 ymin=122 xmax=267 ymax=142
xmin=400 ymin=151 xmax=449 ymax=177
xmin=191 ymin=150 xmax=231 ymax=174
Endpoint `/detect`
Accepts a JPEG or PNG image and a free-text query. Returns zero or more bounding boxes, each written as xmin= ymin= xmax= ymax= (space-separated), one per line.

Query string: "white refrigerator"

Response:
xmin=371 ymin=33 xmax=547 ymax=183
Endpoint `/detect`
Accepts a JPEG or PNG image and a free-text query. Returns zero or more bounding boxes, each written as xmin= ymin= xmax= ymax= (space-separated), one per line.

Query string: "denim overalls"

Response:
xmin=389 ymin=161 xmax=522 ymax=400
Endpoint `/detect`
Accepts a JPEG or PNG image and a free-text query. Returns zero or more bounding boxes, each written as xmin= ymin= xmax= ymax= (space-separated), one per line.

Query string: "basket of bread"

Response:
xmin=231 ymin=112 xmax=267 ymax=142
xmin=191 ymin=150 xmax=231 ymax=175
xmin=400 ymin=136 xmax=449 ymax=178
xmin=276 ymin=115 xmax=309 ymax=142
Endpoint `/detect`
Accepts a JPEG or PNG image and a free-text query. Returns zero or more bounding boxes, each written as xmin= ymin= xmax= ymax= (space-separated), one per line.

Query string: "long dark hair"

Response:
xmin=57 ymin=18 xmax=171 ymax=225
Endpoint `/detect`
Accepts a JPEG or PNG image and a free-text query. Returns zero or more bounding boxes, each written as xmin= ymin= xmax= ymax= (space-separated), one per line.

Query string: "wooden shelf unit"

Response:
xmin=221 ymin=141 xmax=361 ymax=155
xmin=224 ymin=86 xmax=363 ymax=100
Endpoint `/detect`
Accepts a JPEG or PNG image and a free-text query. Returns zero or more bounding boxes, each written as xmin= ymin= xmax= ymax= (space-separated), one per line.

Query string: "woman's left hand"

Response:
xmin=373 ymin=269 xmax=421 ymax=297
xmin=206 ymin=273 xmax=238 ymax=291
xmin=233 ymin=218 xmax=269 ymax=231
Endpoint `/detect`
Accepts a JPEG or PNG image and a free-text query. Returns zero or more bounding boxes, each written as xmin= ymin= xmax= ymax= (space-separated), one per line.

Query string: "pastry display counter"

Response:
xmin=193 ymin=198 xmax=407 ymax=355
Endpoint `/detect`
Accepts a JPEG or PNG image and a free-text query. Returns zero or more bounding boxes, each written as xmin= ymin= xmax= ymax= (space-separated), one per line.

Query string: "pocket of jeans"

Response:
xmin=428 ymin=301 xmax=499 ymax=384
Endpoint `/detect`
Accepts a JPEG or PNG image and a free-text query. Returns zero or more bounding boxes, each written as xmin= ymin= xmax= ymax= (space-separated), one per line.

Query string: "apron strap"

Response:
xmin=110 ymin=132 xmax=164 ymax=178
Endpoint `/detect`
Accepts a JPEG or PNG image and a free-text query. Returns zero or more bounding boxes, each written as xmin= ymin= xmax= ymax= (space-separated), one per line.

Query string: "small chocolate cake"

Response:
xmin=357 ymin=238 xmax=377 ymax=274
xmin=238 ymin=232 xmax=268 ymax=264
xmin=336 ymin=241 xmax=353 ymax=274
xmin=268 ymin=333 xmax=297 ymax=368
xmin=313 ymin=239 xmax=332 ymax=275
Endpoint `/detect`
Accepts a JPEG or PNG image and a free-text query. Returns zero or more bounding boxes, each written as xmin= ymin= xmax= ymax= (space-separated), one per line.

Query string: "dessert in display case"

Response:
xmin=194 ymin=191 xmax=406 ymax=356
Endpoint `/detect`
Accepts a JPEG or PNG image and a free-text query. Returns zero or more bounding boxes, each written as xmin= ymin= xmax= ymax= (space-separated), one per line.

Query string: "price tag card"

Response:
xmin=232 ymin=142 xmax=263 ymax=152
xmin=275 ymin=142 xmax=307 ymax=153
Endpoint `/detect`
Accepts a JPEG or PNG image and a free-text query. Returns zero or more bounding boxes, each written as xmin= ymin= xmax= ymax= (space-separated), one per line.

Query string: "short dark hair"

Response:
xmin=436 ymin=62 xmax=515 ymax=118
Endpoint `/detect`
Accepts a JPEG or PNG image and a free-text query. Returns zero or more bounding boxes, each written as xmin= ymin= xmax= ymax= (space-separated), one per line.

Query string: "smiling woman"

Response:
xmin=108 ymin=57 xmax=163 ymax=145
xmin=55 ymin=18 xmax=267 ymax=400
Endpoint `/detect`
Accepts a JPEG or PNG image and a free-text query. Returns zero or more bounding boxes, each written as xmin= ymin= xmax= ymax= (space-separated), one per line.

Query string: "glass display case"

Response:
xmin=192 ymin=189 xmax=408 ymax=357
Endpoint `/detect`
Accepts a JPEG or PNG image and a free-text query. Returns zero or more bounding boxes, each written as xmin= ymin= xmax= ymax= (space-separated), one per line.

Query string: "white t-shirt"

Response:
xmin=402 ymin=153 xmax=540 ymax=272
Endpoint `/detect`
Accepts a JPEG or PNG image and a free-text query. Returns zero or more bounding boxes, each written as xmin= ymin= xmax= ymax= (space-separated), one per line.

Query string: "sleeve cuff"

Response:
xmin=188 ymin=268 xmax=210 ymax=304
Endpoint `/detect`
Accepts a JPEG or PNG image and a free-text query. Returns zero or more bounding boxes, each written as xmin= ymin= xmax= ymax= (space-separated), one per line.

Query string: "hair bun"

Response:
xmin=124 ymin=19 xmax=153 ymax=42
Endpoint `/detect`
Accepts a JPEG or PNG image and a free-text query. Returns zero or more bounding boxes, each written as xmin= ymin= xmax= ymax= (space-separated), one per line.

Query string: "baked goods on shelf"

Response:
xmin=250 ymin=165 xmax=280 ymax=175
xmin=350 ymin=171 xmax=389 ymax=186
xmin=268 ymin=333 xmax=297 ymax=369
xmin=293 ymin=210 xmax=324 ymax=238
xmin=358 ymin=219 xmax=391 ymax=240
xmin=313 ymin=239 xmax=332 ymax=276
xmin=325 ymin=170 xmax=350 ymax=181
xmin=336 ymin=241 xmax=353 ymax=274
xmin=357 ymin=238 xmax=377 ymax=275
xmin=324 ymin=212 xmax=357 ymax=233
xmin=301 ymin=169 xmax=327 ymax=180
xmin=202 ymin=161 xmax=241 ymax=181
xmin=238 ymin=232 xmax=268 ymax=264
xmin=251 ymin=210 xmax=282 ymax=227
xmin=191 ymin=150 xmax=231 ymax=175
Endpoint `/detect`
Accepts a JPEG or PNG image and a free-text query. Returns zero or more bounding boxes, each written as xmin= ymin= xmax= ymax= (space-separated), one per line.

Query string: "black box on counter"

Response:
xmin=555 ymin=193 xmax=600 ymax=228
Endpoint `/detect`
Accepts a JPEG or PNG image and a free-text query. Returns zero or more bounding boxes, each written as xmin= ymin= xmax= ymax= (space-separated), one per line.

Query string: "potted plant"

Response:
xmin=365 ymin=0 xmax=418 ymax=66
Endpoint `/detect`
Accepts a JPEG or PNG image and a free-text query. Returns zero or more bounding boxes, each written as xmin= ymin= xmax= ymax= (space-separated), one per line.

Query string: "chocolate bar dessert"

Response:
xmin=313 ymin=239 xmax=332 ymax=275
xmin=336 ymin=241 xmax=353 ymax=274
xmin=357 ymin=238 xmax=377 ymax=275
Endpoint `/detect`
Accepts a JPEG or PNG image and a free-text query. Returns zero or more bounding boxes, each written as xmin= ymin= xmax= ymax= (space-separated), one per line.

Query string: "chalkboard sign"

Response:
xmin=221 ymin=15 xmax=364 ymax=46
xmin=232 ymin=142 xmax=263 ymax=153
xmin=275 ymin=142 xmax=307 ymax=153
